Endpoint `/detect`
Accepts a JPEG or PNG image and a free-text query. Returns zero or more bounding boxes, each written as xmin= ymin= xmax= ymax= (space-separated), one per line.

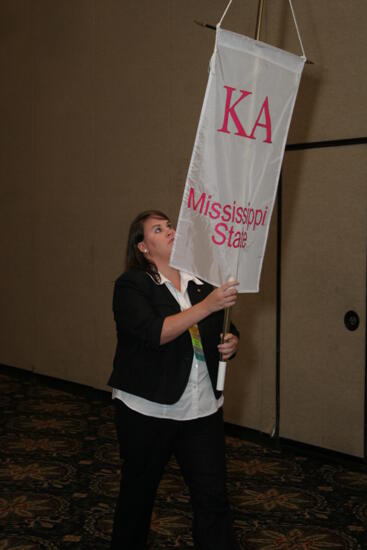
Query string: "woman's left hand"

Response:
xmin=217 ymin=333 xmax=239 ymax=360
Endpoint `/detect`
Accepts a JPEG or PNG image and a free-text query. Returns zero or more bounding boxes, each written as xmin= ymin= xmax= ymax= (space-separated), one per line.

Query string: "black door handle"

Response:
xmin=344 ymin=310 xmax=360 ymax=331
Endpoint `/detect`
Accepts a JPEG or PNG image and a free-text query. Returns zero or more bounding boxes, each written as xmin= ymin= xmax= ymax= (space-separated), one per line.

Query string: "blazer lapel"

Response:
xmin=188 ymin=280 xmax=211 ymax=306
xmin=154 ymin=282 xmax=181 ymax=312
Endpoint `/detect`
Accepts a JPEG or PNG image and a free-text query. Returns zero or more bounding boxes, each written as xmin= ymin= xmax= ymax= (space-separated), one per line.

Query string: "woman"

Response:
xmin=109 ymin=209 xmax=240 ymax=550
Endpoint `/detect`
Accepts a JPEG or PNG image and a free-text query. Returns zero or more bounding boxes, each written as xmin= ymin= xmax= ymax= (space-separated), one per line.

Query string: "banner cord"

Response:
xmin=217 ymin=0 xmax=307 ymax=60
xmin=288 ymin=0 xmax=306 ymax=59
xmin=217 ymin=0 xmax=233 ymax=28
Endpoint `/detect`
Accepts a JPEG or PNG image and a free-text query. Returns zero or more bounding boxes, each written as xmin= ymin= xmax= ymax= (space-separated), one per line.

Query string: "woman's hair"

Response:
xmin=125 ymin=209 xmax=169 ymax=283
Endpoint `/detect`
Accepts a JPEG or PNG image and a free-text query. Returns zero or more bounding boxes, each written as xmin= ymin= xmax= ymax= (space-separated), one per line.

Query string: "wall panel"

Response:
xmin=280 ymin=145 xmax=366 ymax=456
xmin=0 ymin=1 xmax=35 ymax=370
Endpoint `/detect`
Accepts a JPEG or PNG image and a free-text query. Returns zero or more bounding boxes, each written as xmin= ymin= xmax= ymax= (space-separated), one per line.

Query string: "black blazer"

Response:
xmin=108 ymin=268 xmax=239 ymax=404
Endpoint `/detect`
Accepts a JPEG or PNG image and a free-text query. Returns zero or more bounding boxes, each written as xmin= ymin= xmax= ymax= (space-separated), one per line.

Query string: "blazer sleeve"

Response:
xmin=113 ymin=271 xmax=165 ymax=351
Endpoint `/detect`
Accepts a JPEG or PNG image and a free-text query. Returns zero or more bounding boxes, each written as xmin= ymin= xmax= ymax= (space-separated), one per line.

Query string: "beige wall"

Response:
xmin=0 ymin=1 xmax=366 ymax=453
xmin=280 ymin=145 xmax=366 ymax=456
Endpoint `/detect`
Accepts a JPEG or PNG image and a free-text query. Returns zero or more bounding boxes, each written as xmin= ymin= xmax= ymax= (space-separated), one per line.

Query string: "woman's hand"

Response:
xmin=204 ymin=280 xmax=239 ymax=314
xmin=218 ymin=333 xmax=239 ymax=360
xmin=160 ymin=280 xmax=238 ymax=346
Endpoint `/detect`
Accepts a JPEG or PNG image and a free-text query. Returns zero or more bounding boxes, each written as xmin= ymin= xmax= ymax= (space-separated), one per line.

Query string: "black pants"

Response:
xmin=111 ymin=400 xmax=239 ymax=550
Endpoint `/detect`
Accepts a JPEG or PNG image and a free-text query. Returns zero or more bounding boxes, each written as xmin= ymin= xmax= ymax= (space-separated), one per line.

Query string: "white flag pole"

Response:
xmin=216 ymin=0 xmax=266 ymax=392
xmin=216 ymin=287 xmax=233 ymax=391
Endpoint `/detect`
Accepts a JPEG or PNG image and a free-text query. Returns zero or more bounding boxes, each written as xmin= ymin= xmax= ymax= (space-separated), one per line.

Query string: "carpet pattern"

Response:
xmin=0 ymin=366 xmax=366 ymax=549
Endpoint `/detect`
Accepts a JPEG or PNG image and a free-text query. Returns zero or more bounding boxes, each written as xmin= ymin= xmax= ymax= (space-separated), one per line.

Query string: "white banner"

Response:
xmin=170 ymin=28 xmax=305 ymax=292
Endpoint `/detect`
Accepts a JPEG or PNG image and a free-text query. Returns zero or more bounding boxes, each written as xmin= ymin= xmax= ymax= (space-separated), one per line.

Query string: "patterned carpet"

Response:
xmin=1 ymin=364 xmax=366 ymax=549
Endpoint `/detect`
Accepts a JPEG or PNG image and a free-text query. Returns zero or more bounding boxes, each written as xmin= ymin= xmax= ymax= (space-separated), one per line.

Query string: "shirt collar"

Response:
xmin=150 ymin=270 xmax=204 ymax=291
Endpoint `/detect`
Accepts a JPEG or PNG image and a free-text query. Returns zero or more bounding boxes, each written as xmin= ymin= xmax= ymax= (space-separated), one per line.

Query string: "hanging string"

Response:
xmin=217 ymin=0 xmax=233 ymax=28
xmin=288 ymin=0 xmax=306 ymax=59
xmin=216 ymin=0 xmax=307 ymax=60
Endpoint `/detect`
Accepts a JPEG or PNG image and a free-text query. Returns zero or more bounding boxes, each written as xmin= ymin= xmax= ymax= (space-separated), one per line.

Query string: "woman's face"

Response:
xmin=138 ymin=216 xmax=175 ymax=265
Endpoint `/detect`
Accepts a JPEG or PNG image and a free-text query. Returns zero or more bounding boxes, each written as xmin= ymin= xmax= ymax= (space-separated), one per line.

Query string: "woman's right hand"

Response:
xmin=160 ymin=280 xmax=239 ymax=345
xmin=204 ymin=280 xmax=239 ymax=314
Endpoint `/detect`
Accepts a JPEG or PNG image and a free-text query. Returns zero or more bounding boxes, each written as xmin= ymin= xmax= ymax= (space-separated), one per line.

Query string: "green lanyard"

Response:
xmin=189 ymin=325 xmax=206 ymax=362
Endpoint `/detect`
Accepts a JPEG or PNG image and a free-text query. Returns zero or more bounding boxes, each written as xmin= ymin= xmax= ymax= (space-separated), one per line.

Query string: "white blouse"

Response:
xmin=112 ymin=270 xmax=223 ymax=420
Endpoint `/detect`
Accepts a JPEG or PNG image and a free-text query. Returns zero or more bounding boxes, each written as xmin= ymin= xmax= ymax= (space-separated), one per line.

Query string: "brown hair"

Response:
xmin=125 ymin=210 xmax=170 ymax=283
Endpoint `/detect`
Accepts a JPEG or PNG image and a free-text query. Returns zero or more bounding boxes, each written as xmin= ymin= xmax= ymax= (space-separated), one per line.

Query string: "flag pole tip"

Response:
xmin=194 ymin=20 xmax=216 ymax=31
